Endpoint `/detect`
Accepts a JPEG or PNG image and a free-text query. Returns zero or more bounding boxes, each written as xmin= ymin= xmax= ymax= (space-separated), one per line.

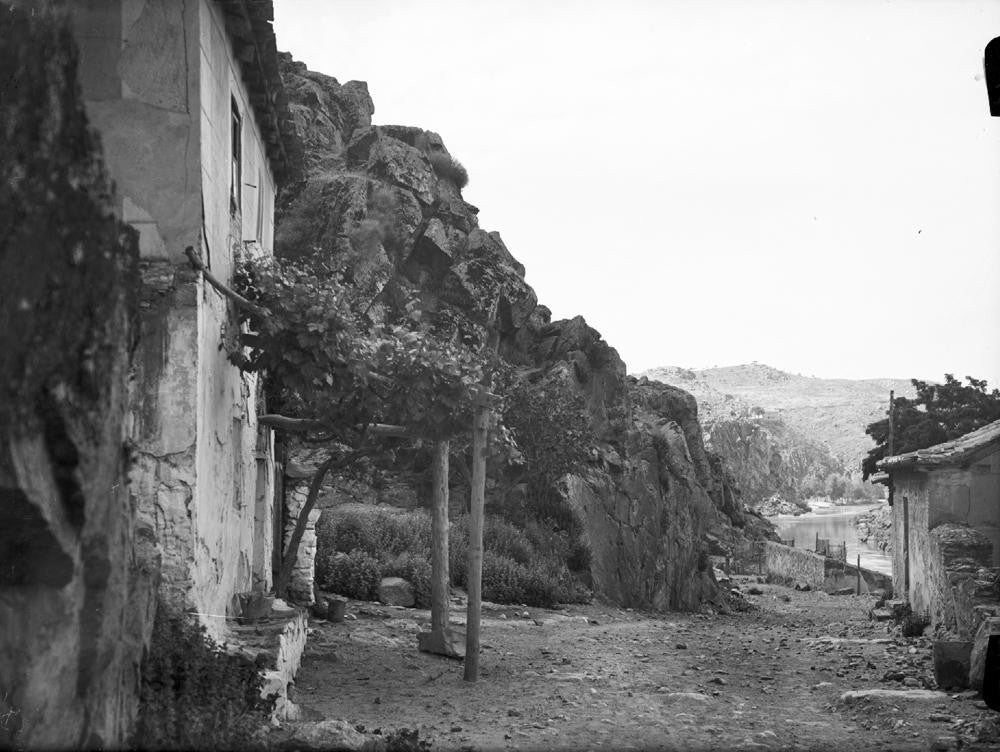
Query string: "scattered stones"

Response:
xmin=279 ymin=719 xmax=368 ymax=751
xmin=929 ymin=736 xmax=960 ymax=752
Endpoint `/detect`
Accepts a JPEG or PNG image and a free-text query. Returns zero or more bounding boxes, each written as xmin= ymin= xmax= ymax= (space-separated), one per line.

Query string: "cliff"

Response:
xmin=0 ymin=6 xmax=155 ymax=748
xmin=275 ymin=55 xmax=775 ymax=611
xmin=642 ymin=363 xmax=911 ymax=510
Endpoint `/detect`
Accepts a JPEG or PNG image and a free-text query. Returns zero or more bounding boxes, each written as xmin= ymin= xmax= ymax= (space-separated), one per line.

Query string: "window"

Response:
xmin=230 ymin=97 xmax=242 ymax=214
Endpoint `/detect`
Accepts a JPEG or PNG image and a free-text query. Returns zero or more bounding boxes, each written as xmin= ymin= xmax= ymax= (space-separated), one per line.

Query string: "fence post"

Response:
xmin=856 ymin=553 xmax=861 ymax=594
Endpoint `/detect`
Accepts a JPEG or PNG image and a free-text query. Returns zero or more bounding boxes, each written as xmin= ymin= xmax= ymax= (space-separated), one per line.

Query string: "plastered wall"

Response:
xmin=70 ymin=0 xmax=278 ymax=636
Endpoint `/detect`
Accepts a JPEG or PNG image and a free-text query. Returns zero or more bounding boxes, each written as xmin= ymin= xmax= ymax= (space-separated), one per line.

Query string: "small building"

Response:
xmin=878 ymin=419 xmax=1000 ymax=638
xmin=68 ymin=0 xmax=294 ymax=634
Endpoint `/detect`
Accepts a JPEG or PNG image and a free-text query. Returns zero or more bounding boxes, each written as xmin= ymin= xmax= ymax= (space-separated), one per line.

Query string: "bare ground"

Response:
xmin=276 ymin=577 xmax=1000 ymax=751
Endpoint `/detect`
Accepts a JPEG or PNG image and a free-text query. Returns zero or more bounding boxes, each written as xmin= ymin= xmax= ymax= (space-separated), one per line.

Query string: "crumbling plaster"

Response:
xmin=70 ymin=0 xmax=279 ymax=637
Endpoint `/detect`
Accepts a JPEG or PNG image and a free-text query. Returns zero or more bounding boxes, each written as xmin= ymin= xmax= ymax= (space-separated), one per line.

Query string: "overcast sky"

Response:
xmin=273 ymin=0 xmax=1000 ymax=386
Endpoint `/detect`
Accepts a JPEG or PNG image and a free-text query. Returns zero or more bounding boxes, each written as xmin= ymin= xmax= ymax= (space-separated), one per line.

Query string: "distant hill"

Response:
xmin=639 ymin=363 xmax=915 ymax=510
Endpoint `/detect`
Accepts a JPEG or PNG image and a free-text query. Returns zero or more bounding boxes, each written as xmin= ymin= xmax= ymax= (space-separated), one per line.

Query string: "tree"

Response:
xmin=188 ymin=248 xmax=489 ymax=597
xmin=861 ymin=374 xmax=1000 ymax=479
xmin=499 ymin=371 xmax=593 ymax=523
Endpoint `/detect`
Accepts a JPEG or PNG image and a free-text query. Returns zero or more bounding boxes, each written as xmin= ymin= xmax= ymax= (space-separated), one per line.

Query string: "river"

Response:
xmin=768 ymin=501 xmax=892 ymax=575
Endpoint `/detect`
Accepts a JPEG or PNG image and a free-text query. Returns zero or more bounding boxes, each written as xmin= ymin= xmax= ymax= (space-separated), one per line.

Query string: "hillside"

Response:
xmin=640 ymin=363 xmax=915 ymax=510
xmin=272 ymin=56 xmax=777 ymax=612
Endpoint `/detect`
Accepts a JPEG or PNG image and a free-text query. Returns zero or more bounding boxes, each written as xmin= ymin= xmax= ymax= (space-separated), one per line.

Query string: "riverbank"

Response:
xmin=269 ymin=581 xmax=1000 ymax=751
xmin=768 ymin=502 xmax=892 ymax=575
xmin=856 ymin=506 xmax=893 ymax=554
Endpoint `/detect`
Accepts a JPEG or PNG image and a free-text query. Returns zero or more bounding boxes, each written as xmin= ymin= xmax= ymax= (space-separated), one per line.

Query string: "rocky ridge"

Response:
xmin=642 ymin=363 xmax=913 ymax=510
xmin=274 ymin=55 xmax=775 ymax=611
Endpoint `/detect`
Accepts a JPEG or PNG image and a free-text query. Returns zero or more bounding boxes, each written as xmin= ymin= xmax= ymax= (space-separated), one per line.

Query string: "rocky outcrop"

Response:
xmin=856 ymin=506 xmax=892 ymax=552
xmin=275 ymin=55 xmax=774 ymax=611
xmin=0 ymin=6 xmax=154 ymax=748
xmin=643 ymin=364 xmax=896 ymax=509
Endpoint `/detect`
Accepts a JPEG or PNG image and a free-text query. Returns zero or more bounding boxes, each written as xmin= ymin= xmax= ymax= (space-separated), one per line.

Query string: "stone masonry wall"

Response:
xmin=284 ymin=480 xmax=321 ymax=605
xmin=762 ymin=542 xmax=827 ymax=588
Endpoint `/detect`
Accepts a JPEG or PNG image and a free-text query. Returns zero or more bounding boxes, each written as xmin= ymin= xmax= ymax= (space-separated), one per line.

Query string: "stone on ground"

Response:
xmin=418 ymin=627 xmax=465 ymax=658
xmin=378 ymin=577 xmax=415 ymax=607
xmin=838 ymin=689 xmax=951 ymax=705
xmin=279 ymin=719 xmax=368 ymax=751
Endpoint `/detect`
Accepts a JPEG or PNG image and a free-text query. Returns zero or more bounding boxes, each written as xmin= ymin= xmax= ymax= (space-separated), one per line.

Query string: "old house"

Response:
xmin=68 ymin=0 xmax=294 ymax=633
xmin=878 ymin=419 xmax=1000 ymax=639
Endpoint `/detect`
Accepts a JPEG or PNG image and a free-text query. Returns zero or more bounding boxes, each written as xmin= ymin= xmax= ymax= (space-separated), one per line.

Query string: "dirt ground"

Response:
xmin=280 ymin=577 xmax=1000 ymax=751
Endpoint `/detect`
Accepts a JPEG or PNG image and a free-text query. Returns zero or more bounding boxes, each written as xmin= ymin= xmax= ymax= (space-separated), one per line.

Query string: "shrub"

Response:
xmin=316 ymin=548 xmax=382 ymax=601
xmin=315 ymin=509 xmax=590 ymax=608
xmin=317 ymin=508 xmax=432 ymax=560
xmin=427 ymin=151 xmax=469 ymax=189
xmin=135 ymin=606 xmax=271 ymax=750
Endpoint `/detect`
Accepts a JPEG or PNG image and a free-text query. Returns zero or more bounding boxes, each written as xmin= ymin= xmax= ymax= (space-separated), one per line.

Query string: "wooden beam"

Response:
xmin=463 ymin=407 xmax=490 ymax=682
xmin=430 ymin=440 xmax=450 ymax=635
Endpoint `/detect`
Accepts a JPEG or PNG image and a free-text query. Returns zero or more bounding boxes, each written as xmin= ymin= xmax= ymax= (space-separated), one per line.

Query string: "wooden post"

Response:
xmin=887 ymin=390 xmax=896 ymax=508
xmin=887 ymin=390 xmax=895 ymax=457
xmin=430 ymin=440 xmax=450 ymax=635
xmin=856 ymin=554 xmax=861 ymax=594
xmin=464 ymin=406 xmax=490 ymax=682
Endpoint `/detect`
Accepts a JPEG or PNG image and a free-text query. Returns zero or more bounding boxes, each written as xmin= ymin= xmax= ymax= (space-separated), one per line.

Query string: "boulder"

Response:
xmin=279 ymin=719 xmax=368 ymax=751
xmin=378 ymin=577 xmax=415 ymax=607
xmin=417 ymin=628 xmax=465 ymax=659
xmin=933 ymin=640 xmax=972 ymax=689
xmin=970 ymin=617 xmax=1000 ymax=690
xmin=838 ymin=689 xmax=950 ymax=705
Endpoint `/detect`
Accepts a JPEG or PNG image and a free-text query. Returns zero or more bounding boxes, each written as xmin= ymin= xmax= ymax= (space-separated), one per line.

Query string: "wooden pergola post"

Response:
xmin=430 ymin=439 xmax=450 ymax=634
xmin=418 ymin=438 xmax=463 ymax=658
xmin=464 ymin=405 xmax=490 ymax=681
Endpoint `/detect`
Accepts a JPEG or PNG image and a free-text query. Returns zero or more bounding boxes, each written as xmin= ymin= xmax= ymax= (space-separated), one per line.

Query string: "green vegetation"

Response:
xmin=862 ymin=374 xmax=1000 ymax=479
xmin=135 ymin=606 xmax=271 ymax=750
xmin=427 ymin=151 xmax=469 ymax=189
xmin=227 ymin=253 xmax=489 ymax=596
xmin=314 ymin=507 xmax=590 ymax=608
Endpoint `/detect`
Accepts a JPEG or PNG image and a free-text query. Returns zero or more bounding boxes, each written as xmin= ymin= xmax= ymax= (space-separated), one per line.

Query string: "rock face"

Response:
xmin=0 ymin=6 xmax=155 ymax=748
xmin=275 ymin=55 xmax=774 ymax=611
xmin=856 ymin=505 xmax=893 ymax=552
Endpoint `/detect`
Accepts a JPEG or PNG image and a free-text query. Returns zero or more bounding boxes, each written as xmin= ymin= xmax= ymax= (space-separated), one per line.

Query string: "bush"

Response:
xmin=314 ymin=508 xmax=590 ymax=608
xmin=317 ymin=508 xmax=431 ymax=560
xmin=315 ymin=548 xmax=382 ymax=601
xmin=135 ymin=606 xmax=271 ymax=750
xmin=427 ymin=151 xmax=469 ymax=189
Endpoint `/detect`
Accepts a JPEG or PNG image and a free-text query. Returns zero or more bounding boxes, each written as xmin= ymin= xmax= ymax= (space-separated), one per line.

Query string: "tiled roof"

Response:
xmin=878 ymin=419 xmax=1000 ymax=471
xmin=216 ymin=1 xmax=301 ymax=183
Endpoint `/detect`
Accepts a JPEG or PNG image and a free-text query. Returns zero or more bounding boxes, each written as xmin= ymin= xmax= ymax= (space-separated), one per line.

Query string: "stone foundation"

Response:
xmin=283 ymin=481 xmax=321 ymax=605
xmin=229 ymin=606 xmax=308 ymax=723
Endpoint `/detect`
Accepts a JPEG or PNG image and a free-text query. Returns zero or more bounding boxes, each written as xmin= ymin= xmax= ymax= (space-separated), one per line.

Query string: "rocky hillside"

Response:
xmin=641 ymin=364 xmax=913 ymax=510
xmin=274 ymin=55 xmax=775 ymax=611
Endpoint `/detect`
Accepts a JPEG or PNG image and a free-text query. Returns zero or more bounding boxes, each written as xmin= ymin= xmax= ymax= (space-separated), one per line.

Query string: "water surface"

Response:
xmin=769 ymin=502 xmax=892 ymax=575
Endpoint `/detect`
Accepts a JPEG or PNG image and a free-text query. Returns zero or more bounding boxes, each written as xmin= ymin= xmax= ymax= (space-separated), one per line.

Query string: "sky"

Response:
xmin=273 ymin=0 xmax=1000 ymax=386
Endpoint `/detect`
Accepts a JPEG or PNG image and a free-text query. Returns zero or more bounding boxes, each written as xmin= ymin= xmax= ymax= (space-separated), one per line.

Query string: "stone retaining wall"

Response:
xmin=762 ymin=541 xmax=827 ymax=587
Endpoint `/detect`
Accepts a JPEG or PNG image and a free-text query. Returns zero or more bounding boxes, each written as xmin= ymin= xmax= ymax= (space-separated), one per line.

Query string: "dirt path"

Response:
xmin=282 ymin=577 xmax=1000 ymax=751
